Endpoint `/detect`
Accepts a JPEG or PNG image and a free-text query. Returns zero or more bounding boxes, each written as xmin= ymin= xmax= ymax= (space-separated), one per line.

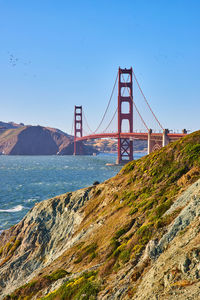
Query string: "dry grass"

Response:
xmin=172 ymin=280 xmax=195 ymax=288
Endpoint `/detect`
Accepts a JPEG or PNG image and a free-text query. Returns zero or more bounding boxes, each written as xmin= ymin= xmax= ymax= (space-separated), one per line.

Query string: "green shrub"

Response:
xmin=75 ymin=242 xmax=97 ymax=264
xmin=137 ymin=223 xmax=154 ymax=245
xmin=141 ymin=199 xmax=155 ymax=212
xmin=41 ymin=271 xmax=99 ymax=300
xmin=114 ymin=228 xmax=127 ymax=240
xmin=154 ymin=199 xmax=173 ymax=218
xmin=122 ymin=161 xmax=136 ymax=174
xmin=183 ymin=144 xmax=200 ymax=161
xmin=129 ymin=207 xmax=138 ymax=215
xmin=44 ymin=269 xmax=69 ymax=281
xmin=119 ymin=249 xmax=131 ymax=263
xmin=114 ymin=219 xmax=135 ymax=240
xmin=10 ymin=240 xmax=21 ymax=254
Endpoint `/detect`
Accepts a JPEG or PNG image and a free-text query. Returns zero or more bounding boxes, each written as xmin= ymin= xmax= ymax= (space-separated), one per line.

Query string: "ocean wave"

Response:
xmin=0 ymin=205 xmax=25 ymax=213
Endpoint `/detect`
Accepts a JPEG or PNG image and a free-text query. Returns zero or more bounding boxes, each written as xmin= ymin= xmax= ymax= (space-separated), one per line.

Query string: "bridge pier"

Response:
xmin=116 ymin=138 xmax=133 ymax=164
xmin=147 ymin=129 xmax=153 ymax=154
xmin=162 ymin=129 xmax=169 ymax=147
xmin=148 ymin=128 xmax=171 ymax=154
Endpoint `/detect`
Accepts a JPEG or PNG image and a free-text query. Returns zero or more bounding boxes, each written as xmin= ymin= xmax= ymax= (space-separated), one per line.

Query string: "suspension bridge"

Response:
xmin=72 ymin=67 xmax=187 ymax=164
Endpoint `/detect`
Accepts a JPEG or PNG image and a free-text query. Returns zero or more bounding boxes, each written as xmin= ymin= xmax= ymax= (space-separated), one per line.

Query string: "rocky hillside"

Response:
xmin=0 ymin=125 xmax=97 ymax=155
xmin=0 ymin=131 xmax=200 ymax=299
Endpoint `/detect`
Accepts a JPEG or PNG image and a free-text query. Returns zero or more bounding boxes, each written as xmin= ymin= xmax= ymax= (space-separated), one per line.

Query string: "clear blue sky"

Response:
xmin=0 ymin=0 xmax=200 ymax=133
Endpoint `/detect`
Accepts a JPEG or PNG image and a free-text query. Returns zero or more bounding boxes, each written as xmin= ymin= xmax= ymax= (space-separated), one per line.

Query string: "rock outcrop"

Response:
xmin=0 ymin=188 xmax=92 ymax=296
xmin=1 ymin=131 xmax=200 ymax=299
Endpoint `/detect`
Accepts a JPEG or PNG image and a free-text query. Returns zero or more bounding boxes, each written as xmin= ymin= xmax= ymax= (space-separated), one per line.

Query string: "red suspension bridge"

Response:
xmin=73 ymin=67 xmax=187 ymax=164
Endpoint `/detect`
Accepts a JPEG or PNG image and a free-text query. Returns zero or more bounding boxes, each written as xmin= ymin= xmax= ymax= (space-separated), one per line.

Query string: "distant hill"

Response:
xmin=0 ymin=125 xmax=97 ymax=155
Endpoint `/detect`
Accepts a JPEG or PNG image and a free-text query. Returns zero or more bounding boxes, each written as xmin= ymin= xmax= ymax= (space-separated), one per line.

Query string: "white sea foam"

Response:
xmin=26 ymin=197 xmax=38 ymax=203
xmin=0 ymin=205 xmax=24 ymax=213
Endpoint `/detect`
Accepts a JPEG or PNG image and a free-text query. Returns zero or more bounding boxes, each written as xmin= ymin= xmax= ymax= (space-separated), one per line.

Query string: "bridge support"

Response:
xmin=74 ymin=105 xmax=83 ymax=155
xmin=116 ymin=67 xmax=133 ymax=164
xmin=148 ymin=128 xmax=170 ymax=154
xmin=162 ymin=129 xmax=169 ymax=147
xmin=147 ymin=129 xmax=153 ymax=154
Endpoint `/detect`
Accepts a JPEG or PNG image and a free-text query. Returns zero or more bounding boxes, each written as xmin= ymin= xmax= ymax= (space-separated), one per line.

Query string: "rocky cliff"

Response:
xmin=0 ymin=131 xmax=200 ymax=299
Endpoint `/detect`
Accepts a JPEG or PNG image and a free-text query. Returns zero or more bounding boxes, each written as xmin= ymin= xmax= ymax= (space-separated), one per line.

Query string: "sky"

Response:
xmin=0 ymin=0 xmax=200 ymax=134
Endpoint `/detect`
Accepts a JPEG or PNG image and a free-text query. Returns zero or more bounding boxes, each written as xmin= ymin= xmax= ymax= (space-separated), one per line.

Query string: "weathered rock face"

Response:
xmin=133 ymin=207 xmax=200 ymax=300
xmin=1 ymin=131 xmax=200 ymax=299
xmin=103 ymin=179 xmax=200 ymax=300
xmin=0 ymin=188 xmax=92 ymax=297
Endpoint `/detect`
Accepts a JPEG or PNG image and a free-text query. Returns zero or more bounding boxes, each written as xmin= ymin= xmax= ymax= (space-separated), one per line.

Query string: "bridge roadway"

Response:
xmin=76 ymin=132 xmax=186 ymax=142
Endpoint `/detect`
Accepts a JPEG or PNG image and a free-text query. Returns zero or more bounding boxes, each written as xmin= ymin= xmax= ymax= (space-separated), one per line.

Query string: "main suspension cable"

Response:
xmin=132 ymin=70 xmax=164 ymax=130
xmin=102 ymin=75 xmax=130 ymax=133
xmin=82 ymin=109 xmax=93 ymax=134
xmin=102 ymin=107 xmax=117 ymax=133
xmin=121 ymin=73 xmax=149 ymax=131
xmin=71 ymin=116 xmax=74 ymax=136
xmin=93 ymin=71 xmax=118 ymax=133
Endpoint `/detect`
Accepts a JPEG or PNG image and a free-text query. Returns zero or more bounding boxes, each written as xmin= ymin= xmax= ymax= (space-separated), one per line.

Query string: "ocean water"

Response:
xmin=0 ymin=153 xmax=144 ymax=231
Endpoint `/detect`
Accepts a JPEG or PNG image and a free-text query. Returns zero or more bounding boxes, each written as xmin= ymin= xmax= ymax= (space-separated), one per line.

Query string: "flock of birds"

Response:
xmin=8 ymin=52 xmax=32 ymax=68
xmin=8 ymin=52 xmax=36 ymax=77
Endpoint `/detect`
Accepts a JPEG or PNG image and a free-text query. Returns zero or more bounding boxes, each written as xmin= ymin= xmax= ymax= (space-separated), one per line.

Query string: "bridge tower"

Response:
xmin=117 ymin=67 xmax=133 ymax=164
xmin=74 ymin=105 xmax=83 ymax=155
